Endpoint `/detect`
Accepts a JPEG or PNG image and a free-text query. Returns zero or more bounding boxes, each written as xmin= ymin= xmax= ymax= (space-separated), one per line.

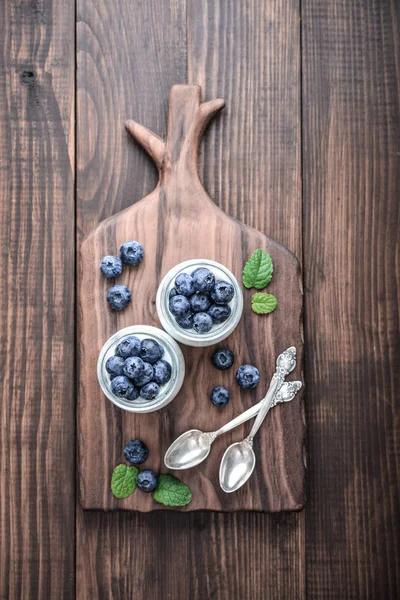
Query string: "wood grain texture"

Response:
xmin=0 ymin=0 xmax=75 ymax=598
xmin=302 ymin=0 xmax=400 ymax=597
xmin=79 ymin=83 xmax=304 ymax=512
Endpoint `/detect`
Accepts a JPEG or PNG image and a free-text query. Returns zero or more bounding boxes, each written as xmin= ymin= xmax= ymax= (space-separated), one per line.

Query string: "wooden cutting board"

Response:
xmin=78 ymin=84 xmax=305 ymax=512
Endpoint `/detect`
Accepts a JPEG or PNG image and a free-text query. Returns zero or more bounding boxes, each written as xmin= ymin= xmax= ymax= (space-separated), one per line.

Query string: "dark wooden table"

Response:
xmin=1 ymin=0 xmax=399 ymax=598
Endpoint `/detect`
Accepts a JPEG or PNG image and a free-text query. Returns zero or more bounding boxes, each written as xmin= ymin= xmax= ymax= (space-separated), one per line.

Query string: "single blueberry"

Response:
xmin=110 ymin=376 xmax=139 ymax=400
xmin=115 ymin=335 xmax=141 ymax=358
xmin=123 ymin=439 xmax=149 ymax=465
xmin=211 ymin=348 xmax=235 ymax=370
xmin=211 ymin=386 xmax=230 ymax=407
xmin=153 ymin=359 xmax=172 ymax=385
xmin=136 ymin=469 xmax=158 ymax=492
xmin=169 ymin=287 xmax=178 ymax=299
xmin=192 ymin=268 xmax=215 ymax=293
xmin=105 ymin=355 xmax=125 ymax=378
xmin=193 ymin=312 xmax=213 ymax=334
xmin=210 ymin=280 xmax=235 ymax=304
xmin=119 ymin=241 xmax=144 ymax=266
xmin=236 ymin=365 xmax=260 ymax=389
xmin=175 ymin=313 xmax=194 ymax=330
xmin=140 ymin=382 xmax=160 ymax=400
xmin=100 ymin=255 xmax=123 ymax=278
xmin=190 ymin=292 xmax=211 ymax=313
xmin=140 ymin=338 xmax=164 ymax=364
xmin=123 ymin=356 xmax=145 ymax=380
xmin=106 ymin=284 xmax=131 ymax=311
xmin=133 ymin=361 xmax=154 ymax=387
xmin=169 ymin=294 xmax=191 ymax=317
xmin=175 ymin=273 xmax=195 ymax=296
xmin=208 ymin=303 xmax=231 ymax=324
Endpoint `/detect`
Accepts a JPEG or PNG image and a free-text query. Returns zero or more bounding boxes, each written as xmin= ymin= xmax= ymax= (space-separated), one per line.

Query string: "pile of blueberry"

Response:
xmin=106 ymin=335 xmax=172 ymax=402
xmin=169 ymin=267 xmax=235 ymax=334
xmin=100 ymin=241 xmax=144 ymax=311
xmin=209 ymin=347 xmax=260 ymax=407
xmin=123 ymin=439 xmax=158 ymax=492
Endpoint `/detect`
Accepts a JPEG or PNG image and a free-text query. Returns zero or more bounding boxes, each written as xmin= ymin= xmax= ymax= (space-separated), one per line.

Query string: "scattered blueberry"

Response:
xmin=236 ymin=365 xmax=260 ymax=389
xmin=140 ymin=338 xmax=164 ymax=364
xmin=106 ymin=284 xmax=131 ymax=311
xmin=100 ymin=255 xmax=123 ymax=278
xmin=123 ymin=439 xmax=149 ymax=465
xmin=115 ymin=335 xmax=141 ymax=358
xmin=211 ymin=348 xmax=235 ymax=370
xmin=110 ymin=376 xmax=139 ymax=400
xmin=175 ymin=313 xmax=194 ymax=329
xmin=136 ymin=469 xmax=158 ymax=492
xmin=105 ymin=355 xmax=125 ymax=377
xmin=192 ymin=268 xmax=215 ymax=293
xmin=169 ymin=288 xmax=178 ymax=299
xmin=140 ymin=381 xmax=160 ymax=400
xmin=120 ymin=241 xmax=144 ymax=266
xmin=169 ymin=295 xmax=191 ymax=317
xmin=133 ymin=361 xmax=154 ymax=387
xmin=175 ymin=273 xmax=195 ymax=296
xmin=211 ymin=386 xmax=230 ymax=407
xmin=153 ymin=359 xmax=172 ymax=385
xmin=210 ymin=280 xmax=235 ymax=304
xmin=190 ymin=292 xmax=211 ymax=313
xmin=208 ymin=303 xmax=231 ymax=324
xmin=193 ymin=312 xmax=213 ymax=334
xmin=123 ymin=356 xmax=145 ymax=380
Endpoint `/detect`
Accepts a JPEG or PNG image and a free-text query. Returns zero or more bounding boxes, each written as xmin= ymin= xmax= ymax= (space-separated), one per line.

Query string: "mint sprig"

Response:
xmin=251 ymin=293 xmax=278 ymax=314
xmin=152 ymin=474 xmax=192 ymax=507
xmin=242 ymin=249 xmax=273 ymax=289
xmin=111 ymin=464 xmax=139 ymax=499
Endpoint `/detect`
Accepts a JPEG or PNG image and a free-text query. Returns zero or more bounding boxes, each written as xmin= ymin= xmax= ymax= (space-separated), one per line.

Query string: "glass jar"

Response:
xmin=97 ymin=325 xmax=185 ymax=413
xmin=156 ymin=259 xmax=243 ymax=347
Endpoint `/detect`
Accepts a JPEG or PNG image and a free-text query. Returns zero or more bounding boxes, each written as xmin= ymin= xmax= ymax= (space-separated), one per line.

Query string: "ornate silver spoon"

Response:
xmin=219 ymin=347 xmax=298 ymax=493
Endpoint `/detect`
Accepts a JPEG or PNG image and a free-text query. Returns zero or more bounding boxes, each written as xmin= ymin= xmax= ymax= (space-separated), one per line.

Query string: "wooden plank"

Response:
xmin=0 ymin=1 xmax=75 ymax=598
xmin=302 ymin=0 xmax=400 ymax=597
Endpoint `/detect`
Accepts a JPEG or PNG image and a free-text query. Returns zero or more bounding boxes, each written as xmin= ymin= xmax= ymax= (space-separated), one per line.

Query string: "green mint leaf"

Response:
xmin=152 ymin=474 xmax=192 ymax=507
xmin=242 ymin=249 xmax=273 ymax=289
xmin=111 ymin=464 xmax=139 ymax=499
xmin=251 ymin=293 xmax=278 ymax=314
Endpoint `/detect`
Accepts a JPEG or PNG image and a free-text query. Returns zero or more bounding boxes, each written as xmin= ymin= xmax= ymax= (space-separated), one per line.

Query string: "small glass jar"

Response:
xmin=97 ymin=325 xmax=185 ymax=413
xmin=156 ymin=259 xmax=243 ymax=347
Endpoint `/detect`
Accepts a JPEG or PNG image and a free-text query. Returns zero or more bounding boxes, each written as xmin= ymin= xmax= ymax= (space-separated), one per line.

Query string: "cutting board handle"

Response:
xmin=125 ymin=85 xmax=225 ymax=180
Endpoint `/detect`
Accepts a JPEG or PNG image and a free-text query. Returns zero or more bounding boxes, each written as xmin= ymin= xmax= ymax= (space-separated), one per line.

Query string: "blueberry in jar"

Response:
xmin=136 ymin=470 xmax=158 ymax=492
xmin=140 ymin=338 xmax=164 ymax=364
xmin=208 ymin=303 xmax=231 ymax=324
xmin=106 ymin=284 xmax=131 ymax=311
xmin=123 ymin=356 xmax=145 ymax=380
xmin=100 ymin=255 xmax=123 ymax=278
xmin=193 ymin=312 xmax=213 ymax=334
xmin=123 ymin=439 xmax=149 ymax=465
xmin=140 ymin=381 xmax=160 ymax=400
xmin=105 ymin=355 xmax=125 ymax=378
xmin=211 ymin=348 xmax=234 ymax=371
xmin=133 ymin=361 xmax=154 ymax=387
xmin=175 ymin=313 xmax=194 ymax=330
xmin=115 ymin=335 xmax=141 ymax=358
xmin=210 ymin=386 xmax=230 ymax=407
xmin=169 ymin=287 xmax=178 ymax=299
xmin=110 ymin=376 xmax=139 ymax=400
xmin=119 ymin=241 xmax=144 ymax=266
xmin=175 ymin=273 xmax=195 ymax=297
xmin=192 ymin=267 xmax=215 ymax=293
xmin=169 ymin=295 xmax=191 ymax=317
xmin=153 ymin=359 xmax=172 ymax=385
xmin=236 ymin=365 xmax=260 ymax=389
xmin=210 ymin=280 xmax=235 ymax=304
xmin=190 ymin=292 xmax=211 ymax=313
